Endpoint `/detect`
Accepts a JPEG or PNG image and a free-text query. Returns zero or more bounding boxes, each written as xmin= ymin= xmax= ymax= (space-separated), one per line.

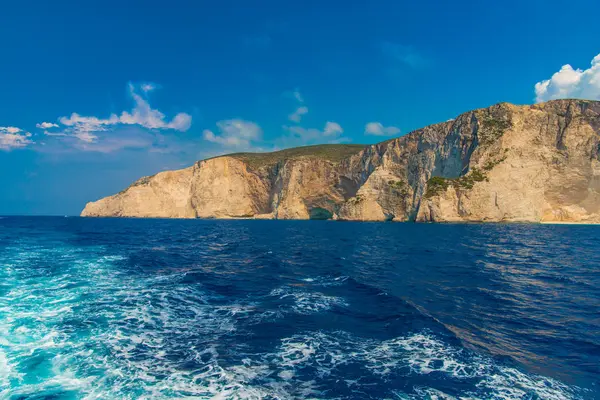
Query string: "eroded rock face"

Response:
xmin=416 ymin=100 xmax=600 ymax=223
xmin=81 ymin=99 xmax=600 ymax=223
xmin=189 ymin=157 xmax=271 ymax=219
xmin=81 ymin=168 xmax=196 ymax=218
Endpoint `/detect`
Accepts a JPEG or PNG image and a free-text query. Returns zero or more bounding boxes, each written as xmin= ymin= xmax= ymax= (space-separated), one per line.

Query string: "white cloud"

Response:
xmin=203 ymin=119 xmax=262 ymax=149
xmin=323 ymin=121 xmax=343 ymax=136
xmin=285 ymin=89 xmax=309 ymax=123
xmin=282 ymin=121 xmax=344 ymax=143
xmin=288 ymin=106 xmax=308 ymax=122
xmin=58 ymin=113 xmax=117 ymax=142
xmin=36 ymin=122 xmax=59 ymax=129
xmin=166 ymin=112 xmax=193 ymax=131
xmin=535 ymin=53 xmax=600 ymax=102
xmin=118 ymin=83 xmax=192 ymax=131
xmin=0 ymin=127 xmax=33 ymax=150
xmin=2 ymin=127 xmax=21 ymax=134
xmin=44 ymin=83 xmax=192 ymax=146
xmin=364 ymin=122 xmax=401 ymax=136
xmin=140 ymin=82 xmax=158 ymax=93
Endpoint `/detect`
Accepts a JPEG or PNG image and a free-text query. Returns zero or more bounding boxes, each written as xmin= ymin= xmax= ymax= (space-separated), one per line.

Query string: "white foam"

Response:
xmin=255 ymin=331 xmax=583 ymax=400
xmin=478 ymin=366 xmax=578 ymax=400
xmin=0 ymin=245 xmax=587 ymax=399
xmin=0 ymin=350 xmax=12 ymax=389
xmin=411 ymin=387 xmax=459 ymax=400
xmin=269 ymin=287 xmax=348 ymax=315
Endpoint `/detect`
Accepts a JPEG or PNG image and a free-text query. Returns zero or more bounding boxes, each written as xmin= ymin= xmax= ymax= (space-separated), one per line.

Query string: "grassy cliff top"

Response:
xmin=209 ymin=144 xmax=367 ymax=169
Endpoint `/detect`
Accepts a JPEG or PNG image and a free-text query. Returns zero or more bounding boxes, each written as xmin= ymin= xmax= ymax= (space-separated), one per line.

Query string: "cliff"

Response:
xmin=81 ymin=99 xmax=600 ymax=223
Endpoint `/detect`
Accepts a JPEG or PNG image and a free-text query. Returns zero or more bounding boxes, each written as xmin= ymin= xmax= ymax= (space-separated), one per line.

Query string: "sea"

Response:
xmin=0 ymin=216 xmax=598 ymax=399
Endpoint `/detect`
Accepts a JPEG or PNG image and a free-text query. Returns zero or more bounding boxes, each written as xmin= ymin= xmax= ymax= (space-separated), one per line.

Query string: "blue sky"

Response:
xmin=2 ymin=0 xmax=600 ymax=215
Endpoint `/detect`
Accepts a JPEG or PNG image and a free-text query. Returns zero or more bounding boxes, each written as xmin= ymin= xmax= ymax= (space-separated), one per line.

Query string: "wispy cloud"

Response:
xmin=281 ymin=121 xmax=345 ymax=145
xmin=380 ymin=42 xmax=428 ymax=69
xmin=288 ymin=106 xmax=308 ymax=123
xmin=364 ymin=122 xmax=401 ymax=136
xmin=293 ymin=90 xmax=304 ymax=103
xmin=57 ymin=83 xmax=191 ymax=136
xmin=285 ymin=89 xmax=309 ymax=123
xmin=0 ymin=126 xmax=33 ymax=150
xmin=39 ymin=82 xmax=192 ymax=151
xmin=63 ymin=127 xmax=156 ymax=153
xmin=283 ymin=89 xmax=305 ymax=104
xmin=202 ymin=86 xmax=348 ymax=155
xmin=203 ymin=119 xmax=263 ymax=151
xmin=535 ymin=53 xmax=600 ymax=102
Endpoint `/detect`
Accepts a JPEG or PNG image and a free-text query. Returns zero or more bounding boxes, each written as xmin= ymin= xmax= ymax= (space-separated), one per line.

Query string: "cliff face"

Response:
xmin=81 ymin=99 xmax=600 ymax=223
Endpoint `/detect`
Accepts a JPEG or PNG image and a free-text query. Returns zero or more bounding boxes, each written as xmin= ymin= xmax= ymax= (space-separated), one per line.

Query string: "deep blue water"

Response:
xmin=0 ymin=217 xmax=599 ymax=399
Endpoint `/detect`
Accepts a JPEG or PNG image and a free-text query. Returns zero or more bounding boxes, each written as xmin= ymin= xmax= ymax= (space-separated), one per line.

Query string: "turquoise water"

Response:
xmin=0 ymin=217 xmax=598 ymax=399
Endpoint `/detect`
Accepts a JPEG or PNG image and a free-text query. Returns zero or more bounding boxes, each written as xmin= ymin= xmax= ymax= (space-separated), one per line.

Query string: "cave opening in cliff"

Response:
xmin=309 ymin=207 xmax=334 ymax=220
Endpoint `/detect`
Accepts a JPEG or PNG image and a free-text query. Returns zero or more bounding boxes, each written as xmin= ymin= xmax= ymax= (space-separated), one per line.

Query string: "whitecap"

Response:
xmin=0 ymin=244 xmax=587 ymax=400
xmin=269 ymin=287 xmax=348 ymax=315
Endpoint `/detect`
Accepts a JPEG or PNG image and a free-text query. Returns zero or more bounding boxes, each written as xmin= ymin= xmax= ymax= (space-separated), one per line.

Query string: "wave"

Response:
xmin=0 ymin=244 xmax=590 ymax=399
xmin=300 ymin=275 xmax=350 ymax=286
xmin=260 ymin=330 xmax=584 ymax=399
xmin=268 ymin=286 xmax=349 ymax=315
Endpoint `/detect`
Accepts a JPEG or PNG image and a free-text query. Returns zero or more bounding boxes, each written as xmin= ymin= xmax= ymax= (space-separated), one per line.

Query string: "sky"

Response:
xmin=1 ymin=0 xmax=600 ymax=215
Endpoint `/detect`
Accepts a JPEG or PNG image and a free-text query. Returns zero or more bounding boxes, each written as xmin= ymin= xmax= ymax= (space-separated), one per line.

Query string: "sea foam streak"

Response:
xmin=0 ymin=238 xmax=589 ymax=399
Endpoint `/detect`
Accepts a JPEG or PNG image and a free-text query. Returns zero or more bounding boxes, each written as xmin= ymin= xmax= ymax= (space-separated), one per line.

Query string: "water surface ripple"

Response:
xmin=0 ymin=217 xmax=598 ymax=399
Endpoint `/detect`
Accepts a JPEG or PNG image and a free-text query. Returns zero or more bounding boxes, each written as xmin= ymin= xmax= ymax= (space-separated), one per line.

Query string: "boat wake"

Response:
xmin=0 ymin=238 xmax=592 ymax=399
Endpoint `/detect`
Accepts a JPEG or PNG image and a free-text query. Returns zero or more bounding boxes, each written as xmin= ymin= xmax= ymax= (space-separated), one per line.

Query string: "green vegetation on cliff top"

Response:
xmin=211 ymin=144 xmax=367 ymax=169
